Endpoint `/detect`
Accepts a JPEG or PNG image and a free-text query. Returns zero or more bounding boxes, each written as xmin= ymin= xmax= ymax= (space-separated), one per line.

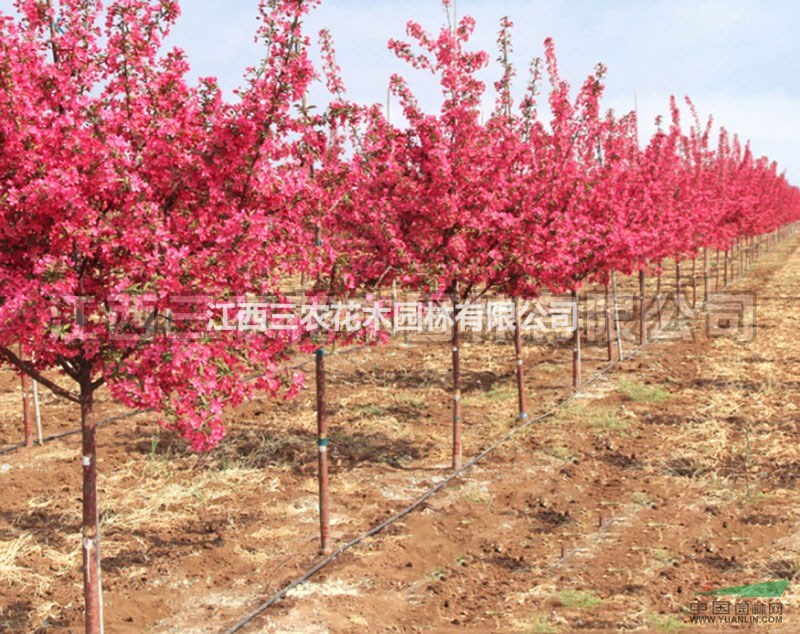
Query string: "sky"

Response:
xmin=3 ymin=0 xmax=800 ymax=184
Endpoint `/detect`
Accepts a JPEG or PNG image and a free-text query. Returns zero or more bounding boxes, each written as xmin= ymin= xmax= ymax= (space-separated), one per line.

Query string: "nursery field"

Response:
xmin=1 ymin=237 xmax=799 ymax=633
xmin=3 ymin=0 xmax=800 ymax=632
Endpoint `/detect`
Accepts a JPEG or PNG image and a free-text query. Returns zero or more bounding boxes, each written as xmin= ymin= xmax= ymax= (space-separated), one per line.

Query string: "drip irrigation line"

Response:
xmin=0 ymin=408 xmax=154 ymax=456
xmin=221 ymin=344 xmax=645 ymax=634
xmin=222 ymin=232 xmax=800 ymax=628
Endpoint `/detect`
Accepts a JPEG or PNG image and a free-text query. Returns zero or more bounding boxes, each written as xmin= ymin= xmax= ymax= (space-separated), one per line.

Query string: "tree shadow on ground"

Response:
xmin=130 ymin=426 xmax=434 ymax=474
xmin=350 ymin=365 xmax=520 ymax=394
xmin=0 ymin=508 xmax=76 ymax=551
xmin=0 ymin=600 xmax=69 ymax=633
xmin=102 ymin=523 xmax=225 ymax=574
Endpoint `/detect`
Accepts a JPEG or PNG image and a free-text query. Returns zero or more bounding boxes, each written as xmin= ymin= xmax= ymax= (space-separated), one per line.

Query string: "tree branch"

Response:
xmin=0 ymin=347 xmax=80 ymax=403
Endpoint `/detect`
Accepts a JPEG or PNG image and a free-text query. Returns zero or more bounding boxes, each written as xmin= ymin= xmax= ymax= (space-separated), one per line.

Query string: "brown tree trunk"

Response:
xmin=572 ymin=289 xmax=582 ymax=389
xmin=724 ymin=249 xmax=729 ymax=286
xmin=451 ymin=289 xmax=462 ymax=469
xmin=655 ymin=271 xmax=663 ymax=330
xmin=691 ymin=257 xmax=697 ymax=308
xmin=611 ymin=271 xmax=623 ymax=359
xmin=32 ymin=372 xmax=42 ymax=445
xmin=315 ymin=348 xmax=330 ymax=554
xmin=639 ymin=269 xmax=647 ymax=345
xmin=20 ymin=344 xmax=32 ymax=448
xmin=605 ymin=283 xmax=613 ymax=361
xmin=704 ymin=247 xmax=710 ymax=303
xmin=745 ymin=237 xmax=749 ymax=270
xmin=513 ymin=297 xmax=527 ymax=420
xmin=739 ymin=238 xmax=744 ymax=274
xmin=80 ymin=374 xmax=103 ymax=634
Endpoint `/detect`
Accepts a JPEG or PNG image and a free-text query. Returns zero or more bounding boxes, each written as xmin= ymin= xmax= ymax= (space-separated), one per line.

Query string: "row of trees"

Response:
xmin=1 ymin=1 xmax=798 ymax=632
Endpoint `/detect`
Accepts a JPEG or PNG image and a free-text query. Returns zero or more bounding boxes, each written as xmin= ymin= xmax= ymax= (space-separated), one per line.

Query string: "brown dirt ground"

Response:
xmin=1 ymin=236 xmax=798 ymax=633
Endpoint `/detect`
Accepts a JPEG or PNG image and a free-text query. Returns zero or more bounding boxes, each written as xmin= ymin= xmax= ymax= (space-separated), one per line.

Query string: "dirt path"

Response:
xmin=240 ymin=239 xmax=800 ymax=633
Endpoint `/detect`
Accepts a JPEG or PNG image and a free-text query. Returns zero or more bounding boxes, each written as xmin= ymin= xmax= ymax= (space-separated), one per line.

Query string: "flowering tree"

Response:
xmin=291 ymin=30 xmax=399 ymax=553
xmin=495 ymin=33 xmax=636 ymax=388
xmin=0 ymin=0 xmax=320 ymax=630
xmin=2 ymin=2 xmax=800 ymax=630
xmin=382 ymin=5 xmax=531 ymax=468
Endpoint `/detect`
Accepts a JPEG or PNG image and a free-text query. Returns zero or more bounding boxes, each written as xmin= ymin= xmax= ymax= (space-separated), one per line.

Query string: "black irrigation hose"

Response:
xmin=0 ymin=408 xmax=154 ymax=457
xmin=221 ymin=344 xmax=645 ymax=634
xmin=222 ymin=237 xmax=800 ymax=633
xmin=0 ymin=344 xmax=373 ymax=457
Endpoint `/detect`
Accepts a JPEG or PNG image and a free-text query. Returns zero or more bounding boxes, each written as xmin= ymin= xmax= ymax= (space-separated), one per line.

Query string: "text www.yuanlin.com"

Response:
xmin=689 ymin=615 xmax=783 ymax=625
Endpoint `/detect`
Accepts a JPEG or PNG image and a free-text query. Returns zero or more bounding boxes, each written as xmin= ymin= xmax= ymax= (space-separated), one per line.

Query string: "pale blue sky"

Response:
xmin=3 ymin=1 xmax=799 ymax=183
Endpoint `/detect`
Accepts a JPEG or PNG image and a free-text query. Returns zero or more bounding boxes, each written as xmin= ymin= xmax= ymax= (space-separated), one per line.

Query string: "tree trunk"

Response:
xmin=655 ymin=271 xmax=663 ymax=330
xmin=743 ymin=238 xmax=748 ymax=271
xmin=739 ymin=239 xmax=744 ymax=274
xmin=704 ymin=247 xmax=710 ymax=304
xmin=605 ymin=283 xmax=613 ymax=361
xmin=715 ymin=250 xmax=720 ymax=291
xmin=80 ymin=375 xmax=103 ymax=634
xmin=675 ymin=259 xmax=682 ymax=304
xmin=20 ymin=344 xmax=32 ymax=448
xmin=513 ymin=297 xmax=527 ymax=421
xmin=611 ymin=271 xmax=623 ymax=359
xmin=745 ymin=237 xmax=749 ymax=270
xmin=451 ymin=289 xmax=462 ymax=470
xmin=724 ymin=249 xmax=729 ymax=286
xmin=32 ymin=373 xmax=42 ymax=446
xmin=745 ymin=236 xmax=753 ymax=271
xmin=639 ymin=269 xmax=647 ymax=345
xmin=572 ymin=289 xmax=581 ymax=389
xmin=315 ymin=348 xmax=330 ymax=554
xmin=691 ymin=258 xmax=697 ymax=308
